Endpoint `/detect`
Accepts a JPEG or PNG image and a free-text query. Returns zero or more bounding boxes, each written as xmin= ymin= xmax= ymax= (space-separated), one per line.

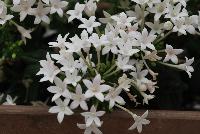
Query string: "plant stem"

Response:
xmin=97 ymin=50 xmax=101 ymax=71
xmin=79 ymin=52 xmax=93 ymax=72
xmin=103 ymin=68 xmax=120 ymax=79
xmin=115 ymin=104 xmax=136 ymax=117
xmin=154 ymin=30 xmax=172 ymax=44
xmin=103 ymin=64 xmax=117 ymax=75
xmin=87 ymin=51 xmax=93 ymax=67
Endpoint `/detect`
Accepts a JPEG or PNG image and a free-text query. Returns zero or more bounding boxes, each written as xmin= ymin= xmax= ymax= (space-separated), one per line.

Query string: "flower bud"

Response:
xmin=164 ymin=21 xmax=173 ymax=30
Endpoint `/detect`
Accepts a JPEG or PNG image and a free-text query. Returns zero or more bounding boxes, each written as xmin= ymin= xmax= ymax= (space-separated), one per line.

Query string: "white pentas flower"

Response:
xmin=77 ymin=121 xmax=103 ymax=134
xmin=117 ymin=74 xmax=132 ymax=91
xmin=164 ymin=44 xmax=183 ymax=64
xmin=51 ymin=51 xmax=77 ymax=73
xmin=48 ymin=34 xmax=69 ymax=50
xmin=79 ymin=16 xmax=101 ymax=34
xmin=177 ymin=57 xmax=194 ymax=78
xmin=83 ymin=74 xmax=111 ymax=102
xmin=49 ymin=98 xmax=73 ymax=123
xmin=2 ymin=95 xmax=17 ymax=105
xmin=47 ymin=77 xmax=71 ymax=101
xmin=131 ymin=0 xmax=149 ymax=5
xmin=30 ymin=0 xmax=50 ymax=24
xmin=116 ymin=55 xmax=134 ymax=71
xmin=70 ymin=84 xmax=88 ymax=111
xmin=133 ymin=28 xmax=157 ymax=50
xmin=81 ymin=105 xmax=105 ymax=127
xmin=105 ymin=88 xmax=125 ymax=109
xmin=88 ymin=33 xmax=108 ymax=51
xmin=84 ymin=0 xmax=97 ymax=17
xmin=172 ymin=18 xmax=187 ymax=35
xmin=37 ymin=52 xmax=60 ymax=83
xmin=14 ymin=23 xmax=32 ymax=44
xmin=145 ymin=20 xmax=164 ymax=34
xmin=129 ymin=111 xmax=150 ymax=133
xmin=64 ymin=70 xmax=81 ymax=86
xmin=99 ymin=11 xmax=114 ymax=24
xmin=111 ymin=12 xmax=136 ymax=28
xmin=0 ymin=1 xmax=14 ymax=25
xmin=13 ymin=0 xmax=21 ymax=5
xmin=67 ymin=3 xmax=85 ymax=22
xmin=126 ymin=4 xmax=149 ymax=24
xmin=49 ymin=0 xmax=68 ymax=17
xmin=11 ymin=0 xmax=36 ymax=22
xmin=165 ymin=3 xmax=188 ymax=21
xmin=148 ymin=1 xmax=168 ymax=21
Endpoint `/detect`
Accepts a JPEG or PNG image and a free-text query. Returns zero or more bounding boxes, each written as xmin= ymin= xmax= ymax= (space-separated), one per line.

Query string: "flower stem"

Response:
xmin=97 ymin=50 xmax=101 ymax=72
xmin=103 ymin=68 xmax=120 ymax=79
xmin=154 ymin=30 xmax=172 ymax=44
xmin=103 ymin=64 xmax=117 ymax=75
xmin=115 ymin=104 xmax=136 ymax=117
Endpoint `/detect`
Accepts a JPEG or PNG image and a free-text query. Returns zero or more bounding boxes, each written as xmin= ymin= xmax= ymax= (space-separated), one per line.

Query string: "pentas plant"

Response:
xmin=35 ymin=0 xmax=198 ymax=133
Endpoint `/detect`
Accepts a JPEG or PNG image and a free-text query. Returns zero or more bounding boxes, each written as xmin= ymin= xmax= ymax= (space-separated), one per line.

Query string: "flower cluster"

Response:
xmin=35 ymin=0 xmax=197 ymax=133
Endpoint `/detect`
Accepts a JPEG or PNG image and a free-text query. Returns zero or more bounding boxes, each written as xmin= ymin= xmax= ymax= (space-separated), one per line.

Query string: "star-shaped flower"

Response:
xmin=164 ymin=44 xmax=183 ymax=64
xmin=81 ymin=105 xmax=105 ymax=127
xmin=47 ymin=77 xmax=71 ymax=101
xmin=67 ymin=2 xmax=85 ymax=22
xmin=70 ymin=84 xmax=88 ymax=111
xmin=49 ymin=98 xmax=74 ymax=123
xmin=37 ymin=53 xmax=60 ymax=83
xmin=79 ymin=16 xmax=101 ymax=34
xmin=129 ymin=110 xmax=150 ymax=133
xmin=49 ymin=0 xmax=68 ymax=17
xmin=83 ymin=74 xmax=111 ymax=102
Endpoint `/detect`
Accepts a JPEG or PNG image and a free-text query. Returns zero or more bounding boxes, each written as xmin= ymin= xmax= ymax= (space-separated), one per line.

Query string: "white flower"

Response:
xmin=11 ymin=0 xmax=35 ymax=21
xmin=48 ymin=34 xmax=69 ymax=49
xmin=172 ymin=0 xmax=188 ymax=7
xmin=164 ymin=44 xmax=183 ymax=64
xmin=102 ymin=32 xmax=119 ymax=55
xmin=177 ymin=57 xmax=194 ymax=78
xmin=42 ymin=0 xmax=49 ymax=4
xmin=13 ymin=0 xmax=21 ymax=5
xmin=81 ymin=105 xmax=105 ymax=127
xmin=165 ymin=3 xmax=188 ymax=21
xmin=148 ymin=1 xmax=168 ymax=21
xmin=131 ymin=0 xmax=149 ymax=5
xmin=141 ymin=92 xmax=155 ymax=104
xmin=70 ymin=84 xmax=88 ymax=111
xmin=184 ymin=16 xmax=196 ymax=35
xmin=105 ymin=88 xmax=125 ymax=109
xmin=0 ymin=1 xmax=14 ymax=25
xmin=67 ymin=3 xmax=85 ymax=22
xmin=116 ymin=55 xmax=133 ymax=71
xmin=88 ymin=33 xmax=108 ymax=50
xmin=111 ymin=12 xmax=136 ymax=28
xmin=30 ymin=0 xmax=50 ymax=24
xmin=99 ymin=11 xmax=114 ymax=24
xmin=64 ymin=70 xmax=81 ymax=86
xmin=47 ymin=77 xmax=71 ymax=101
xmin=133 ymin=28 xmax=157 ymax=50
xmin=37 ymin=53 xmax=60 ymax=83
xmin=145 ymin=20 xmax=164 ymax=34
xmin=83 ymin=74 xmax=111 ymax=102
xmin=128 ymin=110 xmax=150 ymax=133
xmin=2 ymin=95 xmax=17 ymax=105
xmin=126 ymin=5 xmax=149 ymax=24
xmin=14 ymin=23 xmax=32 ymax=44
xmin=172 ymin=18 xmax=187 ymax=35
xmin=51 ymin=51 xmax=77 ymax=73
xmin=144 ymin=51 xmax=162 ymax=61
xmin=164 ymin=21 xmax=173 ymax=30
xmin=84 ymin=0 xmax=97 ymax=17
xmin=79 ymin=16 xmax=101 ymax=34
xmin=77 ymin=121 xmax=103 ymax=134
xmin=49 ymin=0 xmax=68 ymax=17
xmin=49 ymin=98 xmax=73 ymax=123
xmin=118 ymin=40 xmax=140 ymax=56
xmin=117 ymin=74 xmax=132 ymax=91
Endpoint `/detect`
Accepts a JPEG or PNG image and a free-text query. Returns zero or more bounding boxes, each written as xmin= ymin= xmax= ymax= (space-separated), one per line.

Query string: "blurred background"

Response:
xmin=0 ymin=0 xmax=199 ymax=110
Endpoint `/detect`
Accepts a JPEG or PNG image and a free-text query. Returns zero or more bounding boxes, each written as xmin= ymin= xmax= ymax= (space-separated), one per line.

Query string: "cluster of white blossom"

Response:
xmin=0 ymin=93 xmax=17 ymax=105
xmin=34 ymin=0 xmax=198 ymax=133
